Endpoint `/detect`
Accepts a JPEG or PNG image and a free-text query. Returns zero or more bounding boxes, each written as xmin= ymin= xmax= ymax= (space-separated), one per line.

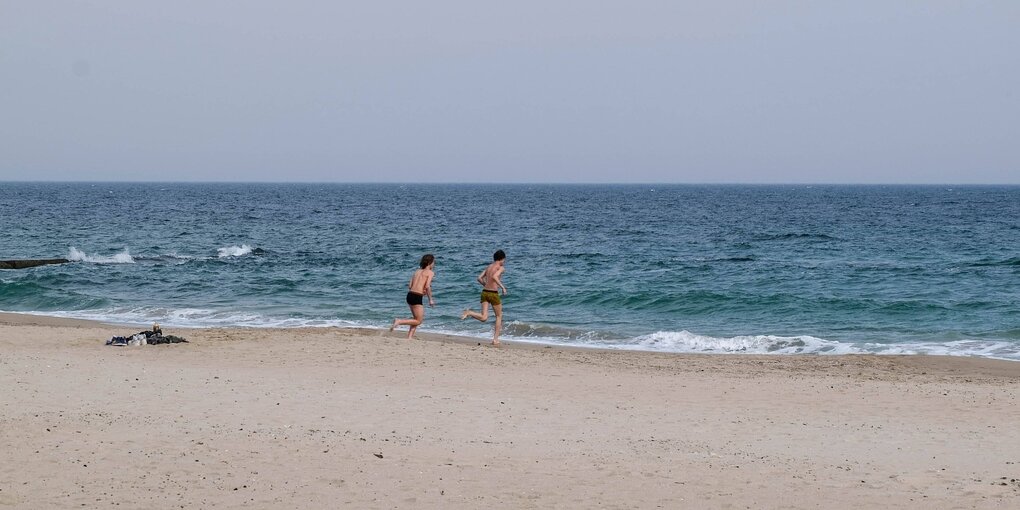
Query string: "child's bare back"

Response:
xmin=408 ymin=268 xmax=433 ymax=295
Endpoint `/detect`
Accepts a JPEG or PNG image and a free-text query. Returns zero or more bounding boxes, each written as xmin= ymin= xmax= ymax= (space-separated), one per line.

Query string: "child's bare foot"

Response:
xmin=388 ymin=320 xmax=397 ymax=332
xmin=460 ymin=309 xmax=469 ymax=320
xmin=491 ymin=340 xmax=501 ymax=347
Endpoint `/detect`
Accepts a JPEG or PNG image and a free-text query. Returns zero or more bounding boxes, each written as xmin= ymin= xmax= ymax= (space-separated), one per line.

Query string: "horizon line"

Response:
xmin=2 ymin=180 xmax=1019 ymax=186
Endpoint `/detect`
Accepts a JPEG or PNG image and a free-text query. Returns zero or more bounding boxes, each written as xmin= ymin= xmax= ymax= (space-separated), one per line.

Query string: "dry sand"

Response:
xmin=1 ymin=312 xmax=1018 ymax=509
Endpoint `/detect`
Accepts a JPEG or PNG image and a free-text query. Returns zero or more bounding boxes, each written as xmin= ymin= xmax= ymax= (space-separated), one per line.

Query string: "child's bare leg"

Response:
xmin=392 ymin=317 xmax=421 ymax=329
xmin=393 ymin=305 xmax=424 ymax=336
xmin=462 ymin=302 xmax=490 ymax=322
xmin=406 ymin=305 xmax=425 ymax=339
xmin=492 ymin=304 xmax=503 ymax=346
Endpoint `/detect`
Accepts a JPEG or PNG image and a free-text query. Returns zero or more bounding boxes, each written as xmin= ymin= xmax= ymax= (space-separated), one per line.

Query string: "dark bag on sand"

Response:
xmin=146 ymin=334 xmax=188 ymax=344
xmin=105 ymin=330 xmax=189 ymax=346
xmin=106 ymin=336 xmax=129 ymax=346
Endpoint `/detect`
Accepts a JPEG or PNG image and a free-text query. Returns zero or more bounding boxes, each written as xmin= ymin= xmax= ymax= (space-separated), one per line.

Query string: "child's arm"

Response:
xmin=494 ymin=268 xmax=508 ymax=295
xmin=424 ymin=272 xmax=435 ymax=306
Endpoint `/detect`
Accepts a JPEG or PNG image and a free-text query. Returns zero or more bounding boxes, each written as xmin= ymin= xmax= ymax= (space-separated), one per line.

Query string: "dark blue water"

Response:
xmin=2 ymin=183 xmax=1018 ymax=358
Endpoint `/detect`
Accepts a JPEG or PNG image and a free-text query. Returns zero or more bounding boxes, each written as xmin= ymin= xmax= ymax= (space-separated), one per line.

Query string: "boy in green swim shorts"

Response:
xmin=461 ymin=250 xmax=508 ymax=346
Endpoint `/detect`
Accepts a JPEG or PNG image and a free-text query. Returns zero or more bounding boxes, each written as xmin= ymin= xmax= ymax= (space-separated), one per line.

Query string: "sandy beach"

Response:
xmin=1 ymin=312 xmax=1018 ymax=509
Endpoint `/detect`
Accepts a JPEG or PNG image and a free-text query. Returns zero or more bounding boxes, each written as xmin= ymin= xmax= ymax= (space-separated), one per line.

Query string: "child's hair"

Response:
xmin=419 ymin=254 xmax=435 ymax=269
xmin=493 ymin=250 xmax=506 ymax=261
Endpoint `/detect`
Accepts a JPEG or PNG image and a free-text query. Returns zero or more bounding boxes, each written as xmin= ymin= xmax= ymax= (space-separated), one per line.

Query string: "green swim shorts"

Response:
xmin=480 ymin=290 xmax=501 ymax=306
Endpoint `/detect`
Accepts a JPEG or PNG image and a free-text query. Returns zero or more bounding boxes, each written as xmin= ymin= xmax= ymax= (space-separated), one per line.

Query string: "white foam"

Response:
xmin=217 ymin=245 xmax=254 ymax=258
xmin=623 ymin=330 xmax=846 ymax=354
xmin=856 ymin=339 xmax=1020 ymax=359
xmin=8 ymin=307 xmax=1019 ymax=361
xmin=67 ymin=247 xmax=135 ymax=264
xmin=26 ymin=307 xmax=363 ymax=329
xmin=464 ymin=328 xmax=1020 ymax=361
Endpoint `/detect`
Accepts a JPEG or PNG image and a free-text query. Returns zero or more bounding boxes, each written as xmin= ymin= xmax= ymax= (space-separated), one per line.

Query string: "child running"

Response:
xmin=461 ymin=250 xmax=508 ymax=346
xmin=389 ymin=254 xmax=435 ymax=339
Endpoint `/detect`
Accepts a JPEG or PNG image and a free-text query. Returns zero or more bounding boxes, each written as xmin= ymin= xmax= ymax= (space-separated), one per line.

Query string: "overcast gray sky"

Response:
xmin=1 ymin=1 xmax=1017 ymax=183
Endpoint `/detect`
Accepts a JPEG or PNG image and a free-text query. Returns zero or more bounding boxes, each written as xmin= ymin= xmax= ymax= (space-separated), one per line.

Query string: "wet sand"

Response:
xmin=1 ymin=312 xmax=1018 ymax=508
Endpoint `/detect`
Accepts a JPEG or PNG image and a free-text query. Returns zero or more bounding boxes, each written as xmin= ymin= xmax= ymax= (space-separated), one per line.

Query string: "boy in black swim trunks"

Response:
xmin=460 ymin=250 xmax=508 ymax=346
xmin=389 ymin=254 xmax=435 ymax=339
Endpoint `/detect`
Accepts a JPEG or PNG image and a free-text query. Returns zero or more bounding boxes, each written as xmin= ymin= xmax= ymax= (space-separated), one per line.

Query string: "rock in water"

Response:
xmin=0 ymin=258 xmax=71 ymax=269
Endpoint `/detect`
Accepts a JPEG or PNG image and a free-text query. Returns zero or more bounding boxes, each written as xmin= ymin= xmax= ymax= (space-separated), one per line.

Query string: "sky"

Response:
xmin=1 ymin=1 xmax=1018 ymax=183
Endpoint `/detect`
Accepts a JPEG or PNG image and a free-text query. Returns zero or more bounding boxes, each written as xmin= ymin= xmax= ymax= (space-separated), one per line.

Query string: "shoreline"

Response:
xmin=3 ymin=310 xmax=1019 ymax=370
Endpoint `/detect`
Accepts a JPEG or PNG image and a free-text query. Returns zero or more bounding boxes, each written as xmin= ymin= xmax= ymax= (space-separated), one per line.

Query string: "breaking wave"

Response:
xmin=7 ymin=308 xmax=1019 ymax=361
xmin=67 ymin=247 xmax=135 ymax=264
xmin=217 ymin=245 xmax=256 ymax=258
xmin=24 ymin=306 xmax=363 ymax=329
xmin=487 ymin=324 xmax=1020 ymax=360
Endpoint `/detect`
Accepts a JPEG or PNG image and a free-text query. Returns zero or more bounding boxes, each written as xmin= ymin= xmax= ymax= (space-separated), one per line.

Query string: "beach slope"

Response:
xmin=1 ymin=313 xmax=1018 ymax=508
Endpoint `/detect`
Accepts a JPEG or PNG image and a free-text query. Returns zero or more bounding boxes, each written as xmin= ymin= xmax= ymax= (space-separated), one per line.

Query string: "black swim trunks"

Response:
xmin=406 ymin=291 xmax=424 ymax=306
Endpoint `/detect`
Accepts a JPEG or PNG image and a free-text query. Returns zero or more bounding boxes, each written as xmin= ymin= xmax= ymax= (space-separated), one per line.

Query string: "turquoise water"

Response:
xmin=2 ymin=183 xmax=1018 ymax=359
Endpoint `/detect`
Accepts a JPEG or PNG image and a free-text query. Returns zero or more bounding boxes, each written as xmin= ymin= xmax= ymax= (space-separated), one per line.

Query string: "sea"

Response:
xmin=2 ymin=183 xmax=1018 ymax=360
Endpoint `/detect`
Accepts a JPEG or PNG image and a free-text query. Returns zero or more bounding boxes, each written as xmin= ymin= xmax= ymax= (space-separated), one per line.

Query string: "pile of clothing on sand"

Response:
xmin=106 ymin=324 xmax=188 ymax=346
